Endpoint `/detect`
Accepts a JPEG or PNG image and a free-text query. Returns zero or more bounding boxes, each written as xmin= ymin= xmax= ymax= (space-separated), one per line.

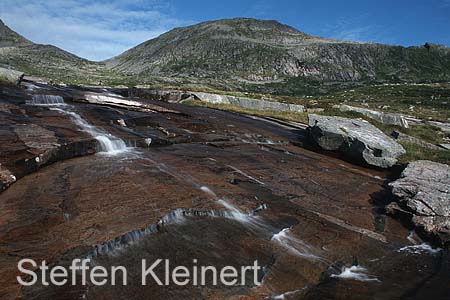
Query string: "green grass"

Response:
xmin=398 ymin=142 xmax=450 ymax=165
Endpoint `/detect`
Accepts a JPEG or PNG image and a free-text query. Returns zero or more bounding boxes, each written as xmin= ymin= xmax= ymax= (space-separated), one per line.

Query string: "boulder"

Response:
xmin=0 ymin=67 xmax=24 ymax=85
xmin=336 ymin=104 xmax=409 ymax=128
xmin=389 ymin=161 xmax=450 ymax=243
xmin=307 ymin=114 xmax=406 ymax=168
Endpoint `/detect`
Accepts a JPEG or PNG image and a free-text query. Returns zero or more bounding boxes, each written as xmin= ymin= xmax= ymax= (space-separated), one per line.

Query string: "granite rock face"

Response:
xmin=307 ymin=114 xmax=406 ymax=168
xmin=389 ymin=160 xmax=450 ymax=243
xmin=0 ymin=67 xmax=24 ymax=85
xmin=336 ymin=104 xmax=409 ymax=128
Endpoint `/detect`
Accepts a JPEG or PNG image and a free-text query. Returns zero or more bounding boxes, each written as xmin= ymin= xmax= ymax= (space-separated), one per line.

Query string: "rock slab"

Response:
xmin=0 ymin=67 xmax=24 ymax=84
xmin=389 ymin=160 xmax=450 ymax=243
xmin=307 ymin=114 xmax=406 ymax=168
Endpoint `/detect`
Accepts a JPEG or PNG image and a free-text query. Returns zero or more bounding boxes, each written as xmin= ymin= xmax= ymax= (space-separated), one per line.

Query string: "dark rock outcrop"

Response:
xmin=389 ymin=160 xmax=450 ymax=244
xmin=307 ymin=114 xmax=405 ymax=168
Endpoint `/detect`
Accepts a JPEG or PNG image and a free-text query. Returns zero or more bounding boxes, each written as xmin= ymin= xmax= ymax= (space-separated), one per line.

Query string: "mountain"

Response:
xmin=0 ymin=19 xmax=107 ymax=83
xmin=1 ymin=18 xmax=450 ymax=94
xmin=106 ymin=18 xmax=450 ymax=93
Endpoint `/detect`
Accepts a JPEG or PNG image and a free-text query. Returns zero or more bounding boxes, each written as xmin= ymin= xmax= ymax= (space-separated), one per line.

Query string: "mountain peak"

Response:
xmin=166 ymin=17 xmax=313 ymax=43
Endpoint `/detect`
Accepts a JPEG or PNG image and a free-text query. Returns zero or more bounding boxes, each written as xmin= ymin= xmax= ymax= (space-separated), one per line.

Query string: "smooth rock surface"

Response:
xmin=390 ymin=160 xmax=450 ymax=242
xmin=307 ymin=114 xmax=406 ymax=168
xmin=1 ymin=82 xmax=449 ymax=300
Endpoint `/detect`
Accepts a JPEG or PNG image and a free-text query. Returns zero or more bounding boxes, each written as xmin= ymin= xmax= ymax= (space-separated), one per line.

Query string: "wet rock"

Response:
xmin=307 ymin=114 xmax=405 ymax=168
xmin=389 ymin=160 xmax=450 ymax=244
xmin=13 ymin=124 xmax=59 ymax=165
xmin=0 ymin=165 xmax=15 ymax=190
xmin=336 ymin=104 xmax=409 ymax=128
xmin=75 ymin=93 xmax=180 ymax=114
xmin=0 ymin=67 xmax=24 ymax=85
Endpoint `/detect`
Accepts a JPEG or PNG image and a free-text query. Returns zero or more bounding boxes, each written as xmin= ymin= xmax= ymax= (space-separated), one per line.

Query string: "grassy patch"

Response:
xmin=398 ymin=142 xmax=450 ymax=165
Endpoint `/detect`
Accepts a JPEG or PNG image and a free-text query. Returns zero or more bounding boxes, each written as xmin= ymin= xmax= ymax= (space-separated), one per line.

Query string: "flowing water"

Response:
xmin=27 ymin=94 xmax=130 ymax=154
xmin=27 ymin=94 xmax=66 ymax=105
xmin=52 ymin=108 xmax=129 ymax=155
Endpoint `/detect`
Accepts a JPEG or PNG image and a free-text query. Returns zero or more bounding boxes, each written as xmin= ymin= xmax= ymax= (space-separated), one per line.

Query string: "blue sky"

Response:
xmin=1 ymin=0 xmax=449 ymax=61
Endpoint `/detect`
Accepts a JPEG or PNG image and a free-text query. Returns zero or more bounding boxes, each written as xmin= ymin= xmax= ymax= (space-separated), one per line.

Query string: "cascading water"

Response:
xmin=27 ymin=94 xmax=129 ymax=155
xmin=27 ymin=94 xmax=66 ymax=105
xmin=57 ymin=109 xmax=129 ymax=154
xmin=53 ymin=109 xmax=129 ymax=155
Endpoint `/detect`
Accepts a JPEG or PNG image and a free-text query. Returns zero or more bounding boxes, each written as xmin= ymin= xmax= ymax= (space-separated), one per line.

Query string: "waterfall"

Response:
xmin=54 ymin=109 xmax=129 ymax=154
xmin=28 ymin=94 xmax=129 ymax=154
xmin=27 ymin=94 xmax=66 ymax=106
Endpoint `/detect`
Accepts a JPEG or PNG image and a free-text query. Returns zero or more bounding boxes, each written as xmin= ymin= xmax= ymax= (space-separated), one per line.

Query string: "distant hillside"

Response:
xmin=106 ymin=18 xmax=450 ymax=94
xmin=1 ymin=18 xmax=450 ymax=94
xmin=0 ymin=19 xmax=109 ymax=83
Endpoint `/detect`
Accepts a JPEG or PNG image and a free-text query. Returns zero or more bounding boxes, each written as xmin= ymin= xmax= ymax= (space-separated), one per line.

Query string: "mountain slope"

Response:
xmin=0 ymin=20 xmax=108 ymax=83
xmin=107 ymin=18 xmax=450 ymax=93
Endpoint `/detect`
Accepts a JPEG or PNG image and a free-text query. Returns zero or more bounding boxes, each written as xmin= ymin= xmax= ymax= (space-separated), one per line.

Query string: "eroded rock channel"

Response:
xmin=0 ymin=82 xmax=448 ymax=300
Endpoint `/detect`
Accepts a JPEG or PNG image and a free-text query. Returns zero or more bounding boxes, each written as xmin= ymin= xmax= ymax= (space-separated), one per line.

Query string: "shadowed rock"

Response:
xmin=307 ymin=114 xmax=405 ymax=168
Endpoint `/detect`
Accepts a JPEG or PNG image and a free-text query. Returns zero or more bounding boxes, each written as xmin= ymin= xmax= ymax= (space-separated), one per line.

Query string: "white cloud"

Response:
xmin=0 ymin=0 xmax=192 ymax=61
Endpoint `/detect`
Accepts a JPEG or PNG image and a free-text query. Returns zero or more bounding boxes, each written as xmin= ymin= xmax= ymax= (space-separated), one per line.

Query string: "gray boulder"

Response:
xmin=389 ymin=161 xmax=450 ymax=242
xmin=0 ymin=67 xmax=24 ymax=85
xmin=307 ymin=114 xmax=406 ymax=168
